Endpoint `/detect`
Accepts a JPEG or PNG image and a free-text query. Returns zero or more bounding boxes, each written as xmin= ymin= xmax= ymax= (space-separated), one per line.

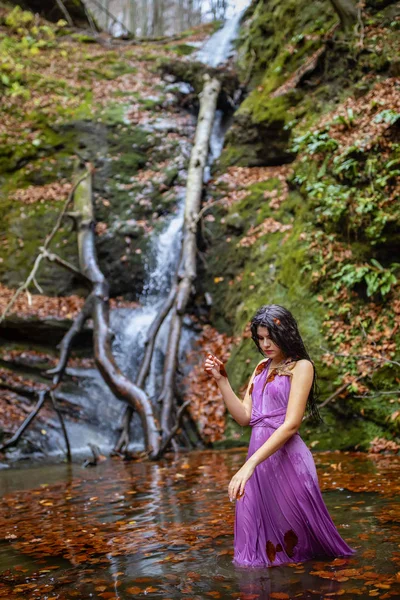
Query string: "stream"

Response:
xmin=0 ymin=451 xmax=399 ymax=599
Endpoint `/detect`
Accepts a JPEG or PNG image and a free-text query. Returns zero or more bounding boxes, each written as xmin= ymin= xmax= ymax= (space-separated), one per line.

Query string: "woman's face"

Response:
xmin=256 ymin=325 xmax=285 ymax=360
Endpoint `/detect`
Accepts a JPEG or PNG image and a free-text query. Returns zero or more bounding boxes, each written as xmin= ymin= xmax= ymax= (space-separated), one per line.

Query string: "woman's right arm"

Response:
xmin=204 ymin=354 xmax=264 ymax=426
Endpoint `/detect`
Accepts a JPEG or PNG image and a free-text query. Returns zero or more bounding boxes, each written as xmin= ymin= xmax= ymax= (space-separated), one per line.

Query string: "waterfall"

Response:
xmin=195 ymin=10 xmax=245 ymax=68
xmin=41 ymin=9 xmax=247 ymax=459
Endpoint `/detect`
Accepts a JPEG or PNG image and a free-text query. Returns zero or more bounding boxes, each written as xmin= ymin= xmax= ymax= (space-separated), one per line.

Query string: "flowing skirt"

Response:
xmin=233 ymin=426 xmax=356 ymax=567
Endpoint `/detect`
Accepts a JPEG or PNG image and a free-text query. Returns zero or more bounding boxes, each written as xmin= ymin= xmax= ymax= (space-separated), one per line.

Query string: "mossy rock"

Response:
xmin=220 ymin=99 xmax=295 ymax=168
xmin=300 ymin=409 xmax=390 ymax=451
xmin=0 ymin=116 xmax=170 ymax=298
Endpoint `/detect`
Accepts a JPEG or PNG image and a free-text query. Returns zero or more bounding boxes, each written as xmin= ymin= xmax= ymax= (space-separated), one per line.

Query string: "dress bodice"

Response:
xmin=249 ymin=357 xmax=297 ymax=430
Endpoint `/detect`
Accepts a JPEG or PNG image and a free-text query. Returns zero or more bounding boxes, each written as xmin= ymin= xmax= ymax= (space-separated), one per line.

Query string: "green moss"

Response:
xmin=176 ymin=20 xmax=223 ymax=40
xmin=226 ymin=0 xmax=399 ymax=169
xmin=138 ymin=96 xmax=164 ymax=111
xmin=236 ymin=0 xmax=334 ymax=84
xmin=166 ymin=43 xmax=197 ymax=56
xmin=98 ymin=102 xmax=130 ymax=126
xmin=241 ymin=92 xmax=293 ymax=127
xmin=217 ymin=144 xmax=252 ymax=170
xmin=300 ymin=411 xmax=388 ymax=451
xmin=70 ymin=33 xmax=97 ymax=43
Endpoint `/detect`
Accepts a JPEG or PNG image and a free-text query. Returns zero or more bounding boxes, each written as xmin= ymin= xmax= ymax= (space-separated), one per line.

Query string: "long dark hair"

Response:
xmin=250 ymin=304 xmax=323 ymax=423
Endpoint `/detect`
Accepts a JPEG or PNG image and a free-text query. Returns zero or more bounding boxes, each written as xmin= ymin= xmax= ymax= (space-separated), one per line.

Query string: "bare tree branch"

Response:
xmin=0 ymin=390 xmax=47 ymax=452
xmin=153 ymin=399 xmax=191 ymax=460
xmin=319 ymin=345 xmax=400 ymax=369
xmin=0 ymin=169 xmax=92 ymax=325
xmin=303 ymin=354 xmax=396 ymax=421
xmin=50 ymin=389 xmax=71 ymax=461
xmin=42 ymin=248 xmax=91 ymax=283
xmin=54 ymin=0 xmax=74 ymax=26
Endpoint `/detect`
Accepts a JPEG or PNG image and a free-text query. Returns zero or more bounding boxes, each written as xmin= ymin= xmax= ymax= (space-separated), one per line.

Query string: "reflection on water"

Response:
xmin=84 ymin=0 xmax=237 ymax=37
xmin=0 ymin=451 xmax=399 ymax=599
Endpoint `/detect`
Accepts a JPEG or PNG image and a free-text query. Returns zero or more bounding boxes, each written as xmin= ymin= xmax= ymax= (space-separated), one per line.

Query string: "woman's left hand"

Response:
xmin=228 ymin=461 xmax=256 ymax=502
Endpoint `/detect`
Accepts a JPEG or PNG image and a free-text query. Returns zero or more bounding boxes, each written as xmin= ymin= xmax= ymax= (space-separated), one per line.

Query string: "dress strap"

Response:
xmin=254 ymin=358 xmax=272 ymax=376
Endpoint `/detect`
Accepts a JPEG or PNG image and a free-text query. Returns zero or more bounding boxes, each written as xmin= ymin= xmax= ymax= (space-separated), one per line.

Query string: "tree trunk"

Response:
xmin=329 ymin=0 xmax=358 ymax=30
xmin=115 ymin=76 xmax=221 ymax=457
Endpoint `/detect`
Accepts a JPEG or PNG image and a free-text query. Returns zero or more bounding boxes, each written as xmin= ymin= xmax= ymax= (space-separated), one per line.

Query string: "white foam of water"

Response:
xmin=196 ymin=10 xmax=245 ymax=67
xmin=141 ymin=202 xmax=185 ymax=300
xmin=204 ymin=109 xmax=227 ymax=182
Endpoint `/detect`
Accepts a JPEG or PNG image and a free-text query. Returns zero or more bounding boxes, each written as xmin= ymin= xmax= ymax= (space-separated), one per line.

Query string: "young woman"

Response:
xmin=204 ymin=304 xmax=356 ymax=567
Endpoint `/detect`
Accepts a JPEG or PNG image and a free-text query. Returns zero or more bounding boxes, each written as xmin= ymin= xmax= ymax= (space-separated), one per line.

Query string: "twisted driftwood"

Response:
xmin=67 ymin=165 xmax=161 ymax=458
xmin=0 ymin=165 xmax=161 ymax=458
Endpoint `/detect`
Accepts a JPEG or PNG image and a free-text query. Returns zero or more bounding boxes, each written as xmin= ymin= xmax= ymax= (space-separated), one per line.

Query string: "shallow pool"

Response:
xmin=0 ymin=450 xmax=399 ymax=599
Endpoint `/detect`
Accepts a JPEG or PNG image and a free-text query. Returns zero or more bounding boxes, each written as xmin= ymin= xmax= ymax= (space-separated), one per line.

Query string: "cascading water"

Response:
xmin=195 ymin=10 xmax=245 ymax=68
xmin=32 ymin=7 xmax=248 ymax=459
xmin=112 ymin=199 xmax=186 ymax=400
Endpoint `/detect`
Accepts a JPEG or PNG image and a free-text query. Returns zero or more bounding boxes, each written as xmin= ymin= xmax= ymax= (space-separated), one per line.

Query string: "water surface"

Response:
xmin=0 ymin=450 xmax=399 ymax=599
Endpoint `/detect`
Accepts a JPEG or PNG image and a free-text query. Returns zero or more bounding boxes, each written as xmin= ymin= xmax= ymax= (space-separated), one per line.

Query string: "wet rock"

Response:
xmin=0 ymin=315 xmax=93 ymax=346
xmin=225 ymin=212 xmax=245 ymax=233
xmin=165 ymin=82 xmax=193 ymax=95
xmin=221 ymin=106 xmax=295 ymax=168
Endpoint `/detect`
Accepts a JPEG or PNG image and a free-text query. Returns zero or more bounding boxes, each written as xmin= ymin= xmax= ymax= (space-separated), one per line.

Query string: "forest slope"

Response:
xmin=200 ymin=0 xmax=400 ymax=451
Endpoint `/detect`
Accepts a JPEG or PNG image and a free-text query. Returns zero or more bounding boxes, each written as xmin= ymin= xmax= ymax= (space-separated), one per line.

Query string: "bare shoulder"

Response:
xmin=292 ymin=358 xmax=314 ymax=375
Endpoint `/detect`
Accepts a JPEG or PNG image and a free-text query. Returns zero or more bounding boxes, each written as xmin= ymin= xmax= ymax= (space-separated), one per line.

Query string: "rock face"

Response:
xmin=218 ymin=0 xmax=336 ymax=169
xmin=0 ymin=120 xmax=150 ymax=300
xmin=222 ymin=106 xmax=294 ymax=167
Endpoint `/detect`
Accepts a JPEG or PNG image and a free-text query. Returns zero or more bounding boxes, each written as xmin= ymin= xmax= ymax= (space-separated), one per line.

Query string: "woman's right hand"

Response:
xmin=204 ymin=353 xmax=227 ymax=381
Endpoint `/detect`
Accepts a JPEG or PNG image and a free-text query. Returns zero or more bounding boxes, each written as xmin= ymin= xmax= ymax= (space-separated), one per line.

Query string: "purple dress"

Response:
xmin=233 ymin=357 xmax=356 ymax=567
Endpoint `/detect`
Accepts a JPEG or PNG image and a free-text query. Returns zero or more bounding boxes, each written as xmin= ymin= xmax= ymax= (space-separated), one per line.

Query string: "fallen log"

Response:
xmin=159 ymin=59 xmax=238 ymax=111
xmin=114 ymin=75 xmax=221 ymax=457
xmin=157 ymin=75 xmax=221 ymax=452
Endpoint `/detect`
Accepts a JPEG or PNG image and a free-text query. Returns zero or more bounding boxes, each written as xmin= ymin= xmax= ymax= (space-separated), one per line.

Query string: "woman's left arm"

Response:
xmin=228 ymin=360 xmax=314 ymax=501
